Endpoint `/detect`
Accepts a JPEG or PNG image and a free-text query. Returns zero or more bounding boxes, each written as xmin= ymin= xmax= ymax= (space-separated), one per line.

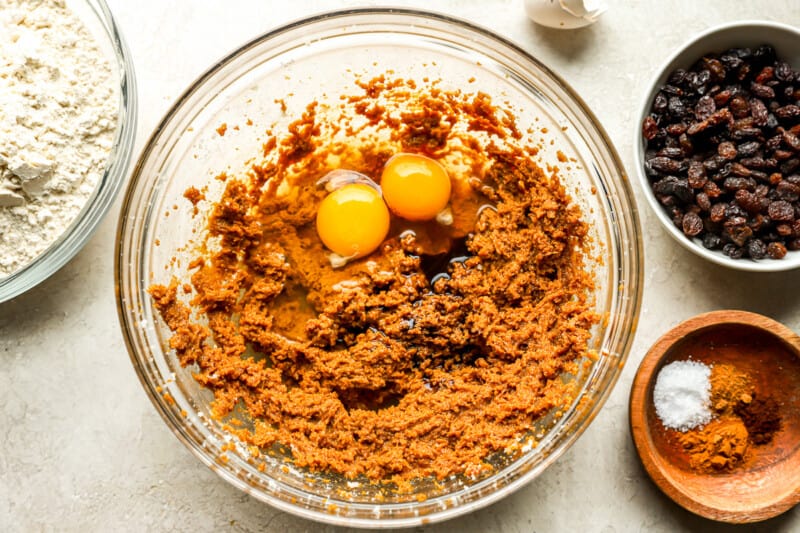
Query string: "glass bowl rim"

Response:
xmin=116 ymin=6 xmax=643 ymax=528
xmin=0 ymin=0 xmax=138 ymax=303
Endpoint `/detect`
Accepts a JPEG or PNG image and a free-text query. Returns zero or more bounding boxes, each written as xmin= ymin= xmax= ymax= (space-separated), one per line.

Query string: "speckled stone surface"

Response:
xmin=2 ymin=1 xmax=799 ymax=531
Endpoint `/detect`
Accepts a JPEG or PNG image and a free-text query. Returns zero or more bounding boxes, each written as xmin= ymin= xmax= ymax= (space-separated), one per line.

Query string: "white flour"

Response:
xmin=0 ymin=0 xmax=118 ymax=277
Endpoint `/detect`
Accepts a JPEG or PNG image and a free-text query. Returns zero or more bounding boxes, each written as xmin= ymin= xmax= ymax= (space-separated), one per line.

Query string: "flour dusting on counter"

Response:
xmin=0 ymin=0 xmax=117 ymax=277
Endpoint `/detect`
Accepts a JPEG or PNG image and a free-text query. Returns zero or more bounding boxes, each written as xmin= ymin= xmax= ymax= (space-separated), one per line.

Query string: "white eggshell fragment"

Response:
xmin=316 ymin=168 xmax=381 ymax=193
xmin=524 ymin=0 xmax=607 ymax=29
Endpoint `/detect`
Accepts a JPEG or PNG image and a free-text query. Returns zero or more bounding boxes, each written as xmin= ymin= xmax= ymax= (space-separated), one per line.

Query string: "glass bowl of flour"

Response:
xmin=0 ymin=0 xmax=137 ymax=303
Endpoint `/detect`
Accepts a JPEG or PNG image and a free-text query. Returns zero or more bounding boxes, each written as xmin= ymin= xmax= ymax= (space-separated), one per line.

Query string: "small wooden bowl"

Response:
xmin=630 ymin=310 xmax=800 ymax=523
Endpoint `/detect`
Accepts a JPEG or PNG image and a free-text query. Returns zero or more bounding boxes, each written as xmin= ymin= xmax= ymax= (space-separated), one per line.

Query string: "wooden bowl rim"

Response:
xmin=629 ymin=309 xmax=800 ymax=523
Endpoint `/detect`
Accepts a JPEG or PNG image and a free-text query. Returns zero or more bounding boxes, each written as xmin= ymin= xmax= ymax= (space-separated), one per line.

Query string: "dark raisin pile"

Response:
xmin=642 ymin=45 xmax=800 ymax=260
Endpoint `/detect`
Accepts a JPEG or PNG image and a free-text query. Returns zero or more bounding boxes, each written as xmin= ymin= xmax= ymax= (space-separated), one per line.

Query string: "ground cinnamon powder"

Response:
xmin=678 ymin=416 xmax=749 ymax=471
xmin=149 ymin=76 xmax=598 ymax=485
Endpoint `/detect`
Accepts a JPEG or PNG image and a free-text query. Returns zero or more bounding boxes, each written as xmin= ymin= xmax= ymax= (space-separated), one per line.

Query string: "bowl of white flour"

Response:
xmin=0 ymin=0 xmax=137 ymax=302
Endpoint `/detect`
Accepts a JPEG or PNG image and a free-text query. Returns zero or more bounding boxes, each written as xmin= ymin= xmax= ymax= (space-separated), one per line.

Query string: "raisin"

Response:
xmin=723 ymin=243 xmax=745 ymax=259
xmin=709 ymin=202 xmax=727 ymax=222
xmin=714 ymin=108 xmax=734 ymax=126
xmin=755 ymin=66 xmax=775 ymax=84
xmin=766 ymin=114 xmax=779 ymax=129
xmin=682 ymin=212 xmax=703 ymax=236
xmin=740 ymin=156 xmax=766 ymax=169
xmin=726 ymin=223 xmax=753 ymax=247
xmin=775 ymin=61 xmax=794 ymax=82
xmin=735 ymin=189 xmax=762 ymax=213
xmin=702 ymin=233 xmax=722 ymax=249
xmin=668 ymin=69 xmax=687 ymax=85
xmin=768 ymin=200 xmax=795 ymax=221
xmin=653 ymin=92 xmax=669 ymax=112
xmin=751 ymin=83 xmax=776 ymax=99
xmin=782 ymin=131 xmax=800 ymax=151
xmin=657 ymin=147 xmax=684 ymax=158
xmin=753 ymin=45 xmax=777 ymax=66
xmin=687 ymin=161 xmax=707 ymax=188
xmin=657 ymin=194 xmax=676 ymax=208
xmin=782 ymin=158 xmax=800 ymax=174
xmin=736 ymin=141 xmax=761 ymax=158
xmin=733 ymin=116 xmax=756 ymax=130
xmin=775 ymin=105 xmax=800 ymax=120
xmin=713 ymin=89 xmax=732 ymax=106
xmin=725 ymin=203 xmax=747 ymax=218
xmin=730 ymin=95 xmax=750 ymax=118
xmin=747 ymin=239 xmax=767 ymax=259
xmin=702 ymin=57 xmax=725 ymax=80
xmin=718 ymin=141 xmax=737 ymax=160
xmin=678 ymin=133 xmax=694 ymax=154
xmin=670 ymin=207 xmax=685 ymax=228
xmin=737 ymin=63 xmax=752 ymax=81
xmin=668 ymin=96 xmax=687 ymax=118
xmin=730 ymin=163 xmax=752 ymax=177
xmin=776 ymin=181 xmax=800 ymax=202
xmin=696 ymin=192 xmax=711 ymax=211
xmin=750 ymin=98 xmax=769 ymax=126
xmin=704 ymin=181 xmax=722 ymax=198
xmin=720 ymin=53 xmax=743 ymax=69
xmin=642 ymin=116 xmax=658 ymax=141
xmin=693 ymin=70 xmax=711 ymax=93
xmin=730 ymin=127 xmax=762 ymax=140
xmin=653 ymin=176 xmax=693 ymax=203
xmin=695 ymin=95 xmax=716 ymax=120
xmin=647 ymin=156 xmax=683 ymax=173
xmin=767 ymin=241 xmax=787 ymax=259
xmin=666 ymin=122 xmax=687 ymax=136
xmin=749 ymin=214 xmax=768 ymax=231
xmin=703 ymin=155 xmax=723 ymax=172
xmin=766 ymin=134 xmax=783 ymax=150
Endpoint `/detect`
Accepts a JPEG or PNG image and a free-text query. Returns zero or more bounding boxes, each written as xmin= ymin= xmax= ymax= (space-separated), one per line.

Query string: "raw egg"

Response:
xmin=381 ymin=153 xmax=451 ymax=221
xmin=316 ymin=182 xmax=390 ymax=263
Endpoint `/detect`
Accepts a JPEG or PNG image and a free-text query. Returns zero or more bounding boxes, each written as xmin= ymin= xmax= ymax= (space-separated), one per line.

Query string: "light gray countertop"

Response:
xmin=2 ymin=1 xmax=799 ymax=531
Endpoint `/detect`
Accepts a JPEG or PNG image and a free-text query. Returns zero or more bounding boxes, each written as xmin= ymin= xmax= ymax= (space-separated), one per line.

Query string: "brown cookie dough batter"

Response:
xmin=150 ymin=76 xmax=598 ymax=485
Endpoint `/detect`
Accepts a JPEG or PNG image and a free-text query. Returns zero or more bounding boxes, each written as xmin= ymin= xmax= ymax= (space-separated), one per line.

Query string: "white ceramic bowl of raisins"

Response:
xmin=635 ymin=21 xmax=800 ymax=271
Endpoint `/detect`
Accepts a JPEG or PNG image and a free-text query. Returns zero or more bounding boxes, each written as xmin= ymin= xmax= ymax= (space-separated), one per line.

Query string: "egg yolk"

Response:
xmin=381 ymin=153 xmax=451 ymax=221
xmin=316 ymin=183 xmax=390 ymax=260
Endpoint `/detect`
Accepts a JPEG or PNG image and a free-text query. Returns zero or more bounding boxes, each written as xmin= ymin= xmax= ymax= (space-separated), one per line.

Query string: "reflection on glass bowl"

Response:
xmin=116 ymin=8 xmax=640 ymax=528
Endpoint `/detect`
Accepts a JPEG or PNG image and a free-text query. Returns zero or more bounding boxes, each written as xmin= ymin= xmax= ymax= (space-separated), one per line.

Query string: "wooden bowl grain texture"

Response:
xmin=630 ymin=310 xmax=800 ymax=523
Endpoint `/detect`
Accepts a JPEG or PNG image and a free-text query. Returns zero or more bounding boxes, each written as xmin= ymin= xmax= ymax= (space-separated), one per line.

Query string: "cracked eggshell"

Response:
xmin=524 ymin=0 xmax=607 ymax=29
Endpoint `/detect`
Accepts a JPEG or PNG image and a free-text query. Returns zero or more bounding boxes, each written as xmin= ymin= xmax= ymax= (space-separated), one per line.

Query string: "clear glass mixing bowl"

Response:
xmin=0 ymin=0 xmax=137 ymax=303
xmin=116 ymin=8 xmax=641 ymax=528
